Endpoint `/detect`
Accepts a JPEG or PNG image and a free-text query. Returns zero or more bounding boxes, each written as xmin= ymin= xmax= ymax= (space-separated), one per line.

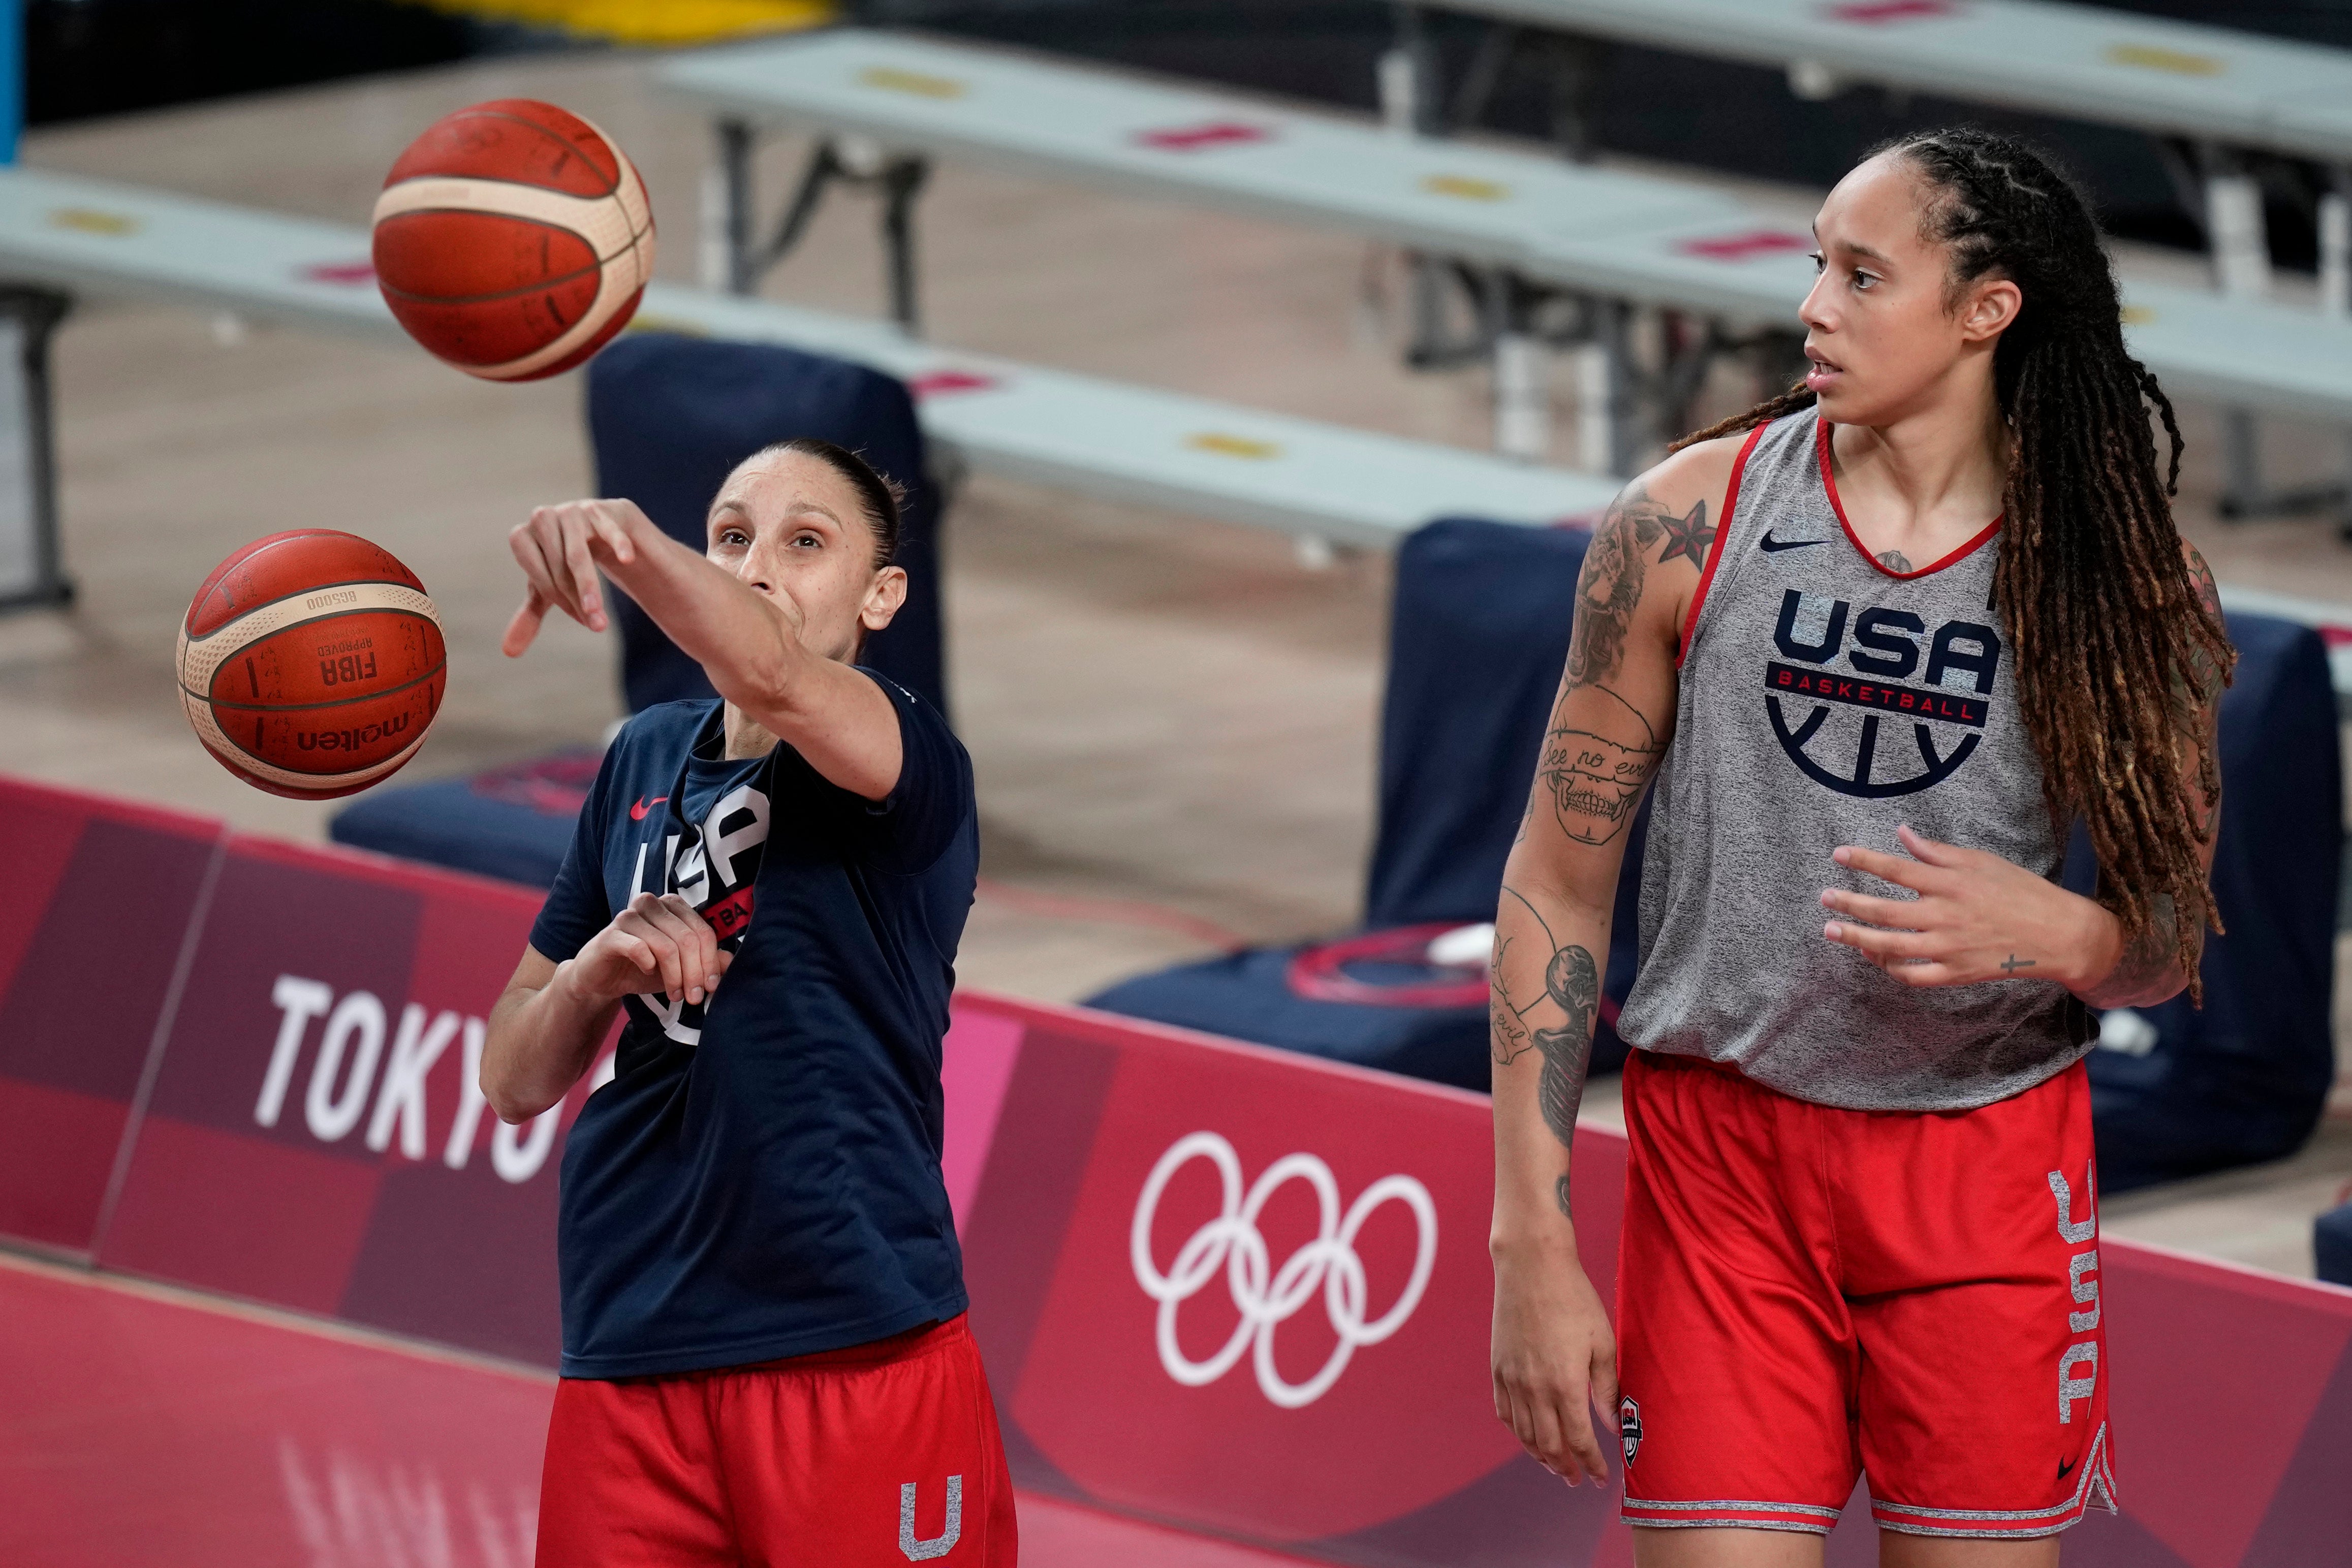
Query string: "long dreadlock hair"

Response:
xmin=1676 ymin=127 xmax=2233 ymax=995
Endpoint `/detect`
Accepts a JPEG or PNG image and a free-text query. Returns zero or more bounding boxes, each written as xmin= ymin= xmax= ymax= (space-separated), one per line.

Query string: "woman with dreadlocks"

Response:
xmin=1488 ymin=127 xmax=2230 ymax=1564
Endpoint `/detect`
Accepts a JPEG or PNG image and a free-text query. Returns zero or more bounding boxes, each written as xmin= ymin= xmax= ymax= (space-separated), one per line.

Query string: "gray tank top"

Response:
xmin=1616 ymin=409 xmax=2093 ymax=1111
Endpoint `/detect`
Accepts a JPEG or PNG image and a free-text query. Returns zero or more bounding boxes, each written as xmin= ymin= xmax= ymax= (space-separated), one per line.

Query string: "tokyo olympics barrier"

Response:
xmin=95 ymin=829 xmax=588 ymax=1360
xmin=0 ymin=773 xmax=593 ymax=1361
xmin=0 ymin=776 xmax=222 ymax=1256
xmin=2 ymin=772 xmax=2351 ymax=1567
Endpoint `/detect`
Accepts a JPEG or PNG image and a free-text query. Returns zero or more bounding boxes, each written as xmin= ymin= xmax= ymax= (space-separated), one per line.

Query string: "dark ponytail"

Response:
xmin=1678 ymin=127 xmax=2233 ymax=996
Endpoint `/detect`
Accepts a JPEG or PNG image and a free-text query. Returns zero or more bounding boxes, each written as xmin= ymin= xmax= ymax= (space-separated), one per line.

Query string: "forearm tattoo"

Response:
xmin=1490 ymin=988 xmax=1533 ymax=1064
xmin=1531 ymin=943 xmax=1600 ymax=1150
xmin=1492 ymin=888 xmax=1600 ymax=1219
xmin=1490 ymin=482 xmax=1698 ymax=1219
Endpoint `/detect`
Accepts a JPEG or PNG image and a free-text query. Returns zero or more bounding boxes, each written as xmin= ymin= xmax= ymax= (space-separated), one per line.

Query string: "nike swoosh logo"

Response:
xmin=629 ymin=796 xmax=669 ymax=821
xmin=1760 ymin=531 xmax=1829 ymax=553
xmin=2057 ymin=1459 xmax=2076 ymax=1481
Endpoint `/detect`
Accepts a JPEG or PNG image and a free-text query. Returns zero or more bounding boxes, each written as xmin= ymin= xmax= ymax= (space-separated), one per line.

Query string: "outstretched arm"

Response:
xmin=1490 ymin=442 xmax=1733 ymax=1486
xmin=501 ymin=499 xmax=902 ymax=799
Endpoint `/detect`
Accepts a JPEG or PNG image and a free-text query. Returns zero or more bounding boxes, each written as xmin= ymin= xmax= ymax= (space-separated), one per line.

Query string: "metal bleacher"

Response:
xmin=659 ymin=25 xmax=2352 ymax=526
xmin=0 ymin=162 xmax=1620 ymax=616
xmin=1397 ymin=0 xmax=2352 ymax=517
xmin=7 ymin=25 xmax=2352 ymax=675
xmin=1420 ymin=0 xmax=2352 ymax=171
xmin=663 ymin=28 xmax=1741 ymax=469
xmin=1528 ymin=203 xmax=2352 ymax=429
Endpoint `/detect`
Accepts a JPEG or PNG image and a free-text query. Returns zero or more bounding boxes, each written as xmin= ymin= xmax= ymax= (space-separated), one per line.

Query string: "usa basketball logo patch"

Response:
xmin=1620 ymin=1396 xmax=1643 ymax=1466
xmin=1762 ymin=588 xmax=2001 ymax=799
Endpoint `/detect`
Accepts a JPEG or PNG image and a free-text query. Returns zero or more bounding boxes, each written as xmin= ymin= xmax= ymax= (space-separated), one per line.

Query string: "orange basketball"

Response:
xmin=371 ymin=99 xmax=654 ymax=382
xmin=176 ymin=531 xmax=447 ymax=800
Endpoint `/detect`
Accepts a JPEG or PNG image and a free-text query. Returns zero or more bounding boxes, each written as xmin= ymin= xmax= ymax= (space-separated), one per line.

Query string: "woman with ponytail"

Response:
xmin=1487 ymin=128 xmax=2227 ymax=1564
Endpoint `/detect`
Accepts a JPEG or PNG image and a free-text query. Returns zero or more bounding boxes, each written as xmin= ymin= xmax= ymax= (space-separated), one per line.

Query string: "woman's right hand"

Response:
xmin=560 ymin=892 xmax=732 ymax=1009
xmin=502 ymin=498 xmax=660 ymax=655
xmin=1492 ymin=1244 xmax=1620 ymax=1486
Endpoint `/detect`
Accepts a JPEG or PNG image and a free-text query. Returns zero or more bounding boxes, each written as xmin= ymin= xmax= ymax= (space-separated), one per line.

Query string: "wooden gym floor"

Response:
xmin=2 ymin=47 xmax=2347 ymax=1277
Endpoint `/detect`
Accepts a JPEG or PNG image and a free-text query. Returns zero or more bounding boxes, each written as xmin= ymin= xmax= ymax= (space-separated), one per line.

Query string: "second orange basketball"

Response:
xmin=372 ymin=99 xmax=654 ymax=381
xmin=177 ymin=530 xmax=446 ymax=800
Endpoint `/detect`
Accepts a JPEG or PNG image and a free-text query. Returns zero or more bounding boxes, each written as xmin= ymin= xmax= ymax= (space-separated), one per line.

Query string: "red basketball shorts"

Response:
xmin=536 ymin=1316 xmax=1016 ymax=1567
xmin=1614 ymin=1051 xmax=2117 ymax=1541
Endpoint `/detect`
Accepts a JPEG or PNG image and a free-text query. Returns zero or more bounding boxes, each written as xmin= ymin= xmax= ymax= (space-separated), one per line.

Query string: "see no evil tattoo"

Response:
xmin=1540 ymin=685 xmax=1661 ymax=845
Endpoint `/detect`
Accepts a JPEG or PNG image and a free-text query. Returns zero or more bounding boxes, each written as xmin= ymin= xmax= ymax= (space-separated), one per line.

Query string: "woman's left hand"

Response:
xmin=1821 ymin=825 xmax=2117 ymax=989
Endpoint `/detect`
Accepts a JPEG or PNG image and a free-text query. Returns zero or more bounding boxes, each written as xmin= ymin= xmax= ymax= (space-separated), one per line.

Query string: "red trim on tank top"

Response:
xmin=1674 ymin=422 xmax=1765 ymax=668
xmin=1815 ymin=419 xmax=2001 ymax=580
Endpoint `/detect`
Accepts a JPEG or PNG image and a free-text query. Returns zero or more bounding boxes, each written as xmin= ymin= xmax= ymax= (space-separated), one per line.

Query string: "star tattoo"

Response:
xmin=1656 ymin=499 xmax=1714 ymax=569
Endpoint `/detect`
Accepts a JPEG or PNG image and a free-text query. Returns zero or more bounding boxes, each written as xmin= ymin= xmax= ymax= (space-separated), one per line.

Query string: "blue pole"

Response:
xmin=0 ymin=0 xmax=18 ymax=166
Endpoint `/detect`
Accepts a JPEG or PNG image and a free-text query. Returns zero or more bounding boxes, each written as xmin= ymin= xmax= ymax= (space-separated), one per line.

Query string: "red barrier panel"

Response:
xmin=93 ymin=832 xmax=594 ymax=1365
xmin=0 ymin=776 xmax=223 ymax=1258
xmin=3 ymin=772 xmax=2349 ymax=1566
xmin=948 ymin=996 xmax=1621 ymax=1565
xmin=946 ymin=998 xmax=2352 ymax=1568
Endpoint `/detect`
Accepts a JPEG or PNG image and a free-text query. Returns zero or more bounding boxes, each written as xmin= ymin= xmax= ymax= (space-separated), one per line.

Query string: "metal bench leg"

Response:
xmin=1381 ymin=3 xmax=1438 ymax=137
xmin=1381 ymin=3 xmax=1455 ymax=391
xmin=1495 ymin=331 xmax=1548 ymax=462
xmin=712 ymin=127 xmax=919 ymax=321
xmin=2202 ymin=147 xmax=2271 ymax=301
xmin=1485 ymin=271 xmax=1551 ymax=463
xmin=753 ymin=141 xmax=850 ymax=297
xmin=1450 ymin=23 xmax=1520 ymax=135
xmin=2217 ymin=412 xmax=2264 ymax=520
xmin=1534 ymin=33 xmax=1607 ymax=165
xmin=1602 ymin=300 xmax=1639 ymax=477
xmin=2199 ymin=143 xmax=2273 ymax=520
xmin=1572 ymin=297 xmax=1635 ymax=476
xmin=708 ymin=118 xmax=757 ymax=296
xmin=881 ymin=156 xmax=929 ymax=337
xmin=0 ymin=288 xmax=75 ymax=614
xmin=2326 ymin=170 xmax=2352 ymax=539
xmin=1657 ymin=311 xmax=1720 ymax=445
xmin=2322 ymin=167 xmax=2350 ymax=320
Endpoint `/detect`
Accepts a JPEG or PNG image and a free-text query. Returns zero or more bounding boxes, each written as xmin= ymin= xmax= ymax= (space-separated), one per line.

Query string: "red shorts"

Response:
xmin=1615 ymin=1051 xmax=2117 ymax=1541
xmin=537 ymin=1316 xmax=1016 ymax=1567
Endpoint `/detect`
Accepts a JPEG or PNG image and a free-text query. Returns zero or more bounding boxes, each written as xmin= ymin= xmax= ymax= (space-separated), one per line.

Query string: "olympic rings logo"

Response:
xmin=1129 ymin=1131 xmax=1439 ymax=1409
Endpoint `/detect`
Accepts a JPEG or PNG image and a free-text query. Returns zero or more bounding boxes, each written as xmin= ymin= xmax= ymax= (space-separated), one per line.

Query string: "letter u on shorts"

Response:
xmin=536 ymin=1316 xmax=1016 ymax=1567
xmin=1614 ymin=1051 xmax=2117 ymax=1540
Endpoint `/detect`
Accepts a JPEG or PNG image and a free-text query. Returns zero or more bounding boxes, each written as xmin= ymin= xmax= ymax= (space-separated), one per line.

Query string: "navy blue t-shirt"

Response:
xmin=528 ymin=675 xmax=977 ymax=1378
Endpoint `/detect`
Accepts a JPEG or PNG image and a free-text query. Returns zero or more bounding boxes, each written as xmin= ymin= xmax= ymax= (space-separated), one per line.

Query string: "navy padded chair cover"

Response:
xmin=333 ymin=334 xmax=946 ymax=887
xmin=1086 ymin=518 xmax=1647 ymax=1091
xmin=2317 ymin=1202 xmax=2352 ymax=1288
xmin=328 ymin=752 xmax=599 ymax=890
xmin=2065 ymin=611 xmax=2341 ymax=1191
xmin=588 ymin=332 xmax=946 ymax=714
